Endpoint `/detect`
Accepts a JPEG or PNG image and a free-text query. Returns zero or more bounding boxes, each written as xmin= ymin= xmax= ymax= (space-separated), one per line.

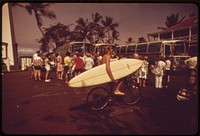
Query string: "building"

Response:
xmin=147 ymin=16 xmax=198 ymax=56
xmin=2 ymin=3 xmax=19 ymax=71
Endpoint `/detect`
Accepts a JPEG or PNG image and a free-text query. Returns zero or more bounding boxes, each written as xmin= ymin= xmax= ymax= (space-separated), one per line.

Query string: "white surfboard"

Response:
xmin=68 ymin=59 xmax=143 ymax=87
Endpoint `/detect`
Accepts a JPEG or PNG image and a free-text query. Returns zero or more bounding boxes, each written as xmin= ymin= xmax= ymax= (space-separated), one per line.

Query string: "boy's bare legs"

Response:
xmin=45 ymin=71 xmax=49 ymax=80
xmin=114 ymin=80 xmax=125 ymax=95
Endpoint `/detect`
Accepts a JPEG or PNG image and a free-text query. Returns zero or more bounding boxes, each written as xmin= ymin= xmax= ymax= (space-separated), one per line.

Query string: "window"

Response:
xmin=116 ymin=47 xmax=120 ymax=54
xmin=120 ymin=46 xmax=127 ymax=53
xmin=174 ymin=29 xmax=189 ymax=37
xmin=160 ymin=32 xmax=172 ymax=39
xmin=189 ymin=43 xmax=198 ymax=56
xmin=173 ymin=42 xmax=185 ymax=55
xmin=72 ymin=43 xmax=82 ymax=52
xmin=148 ymin=42 xmax=161 ymax=53
xmin=136 ymin=44 xmax=147 ymax=53
xmin=127 ymin=44 xmax=136 ymax=54
xmin=164 ymin=44 xmax=171 ymax=56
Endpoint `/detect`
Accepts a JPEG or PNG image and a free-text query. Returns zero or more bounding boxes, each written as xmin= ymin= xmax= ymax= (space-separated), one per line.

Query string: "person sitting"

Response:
xmin=101 ymin=45 xmax=124 ymax=95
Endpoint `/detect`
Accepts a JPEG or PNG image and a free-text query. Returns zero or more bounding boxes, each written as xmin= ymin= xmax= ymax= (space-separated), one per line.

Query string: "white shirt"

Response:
xmin=184 ymin=56 xmax=197 ymax=69
xmin=84 ymin=57 xmax=94 ymax=70
xmin=33 ymin=53 xmax=38 ymax=60
xmin=165 ymin=60 xmax=171 ymax=70
xmin=157 ymin=60 xmax=166 ymax=76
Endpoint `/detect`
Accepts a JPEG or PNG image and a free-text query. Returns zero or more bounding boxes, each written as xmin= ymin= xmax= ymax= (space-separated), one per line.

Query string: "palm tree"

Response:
xmin=12 ymin=3 xmax=56 ymax=52
xmin=138 ymin=37 xmax=146 ymax=43
xmin=74 ymin=17 xmax=91 ymax=42
xmin=125 ymin=37 xmax=135 ymax=45
xmin=165 ymin=13 xmax=185 ymax=28
xmin=41 ymin=23 xmax=72 ymax=48
xmin=95 ymin=28 xmax=106 ymax=44
xmin=91 ymin=12 xmax=103 ymax=28
xmin=101 ymin=16 xmax=119 ymax=43
xmin=111 ymin=30 xmax=120 ymax=44
xmin=90 ymin=12 xmax=103 ymax=43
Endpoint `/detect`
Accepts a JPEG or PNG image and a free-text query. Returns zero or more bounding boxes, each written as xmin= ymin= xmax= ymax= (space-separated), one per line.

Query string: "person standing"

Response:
xmin=98 ymin=53 xmax=103 ymax=64
xmin=44 ymin=53 xmax=51 ymax=82
xmin=55 ymin=53 xmax=64 ymax=80
xmin=177 ymin=56 xmax=197 ymax=101
xmin=163 ymin=57 xmax=171 ymax=88
xmin=132 ymin=53 xmax=140 ymax=88
xmin=33 ymin=53 xmax=43 ymax=81
xmin=74 ymin=52 xmax=84 ymax=76
xmin=175 ymin=56 xmax=198 ymax=134
xmin=84 ymin=53 xmax=94 ymax=71
xmin=31 ymin=51 xmax=41 ymax=79
xmin=64 ymin=51 xmax=73 ymax=83
xmin=138 ymin=56 xmax=149 ymax=87
xmin=150 ymin=58 xmax=166 ymax=89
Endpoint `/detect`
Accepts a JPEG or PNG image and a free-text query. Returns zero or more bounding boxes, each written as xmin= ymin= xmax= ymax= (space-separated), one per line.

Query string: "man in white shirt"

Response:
xmin=84 ymin=53 xmax=94 ymax=71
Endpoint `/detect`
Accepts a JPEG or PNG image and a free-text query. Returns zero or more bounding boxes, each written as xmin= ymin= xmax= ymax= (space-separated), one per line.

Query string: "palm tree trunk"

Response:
xmin=34 ymin=10 xmax=49 ymax=52
xmin=38 ymin=25 xmax=49 ymax=52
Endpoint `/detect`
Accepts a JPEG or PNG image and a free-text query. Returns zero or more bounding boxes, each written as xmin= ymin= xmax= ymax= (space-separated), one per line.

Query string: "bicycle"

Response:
xmin=86 ymin=75 xmax=141 ymax=111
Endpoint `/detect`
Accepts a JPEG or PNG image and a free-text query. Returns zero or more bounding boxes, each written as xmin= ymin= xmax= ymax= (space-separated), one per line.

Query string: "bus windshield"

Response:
xmin=173 ymin=42 xmax=185 ymax=55
xmin=72 ymin=43 xmax=93 ymax=53
xmin=72 ymin=43 xmax=82 ymax=52
xmin=148 ymin=42 xmax=162 ymax=53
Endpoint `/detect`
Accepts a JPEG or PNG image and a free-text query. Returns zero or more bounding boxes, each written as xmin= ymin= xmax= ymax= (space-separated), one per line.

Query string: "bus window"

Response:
xmin=164 ymin=44 xmax=171 ymax=56
xmin=120 ymin=46 xmax=127 ymax=54
xmin=136 ymin=44 xmax=147 ymax=53
xmin=173 ymin=42 xmax=185 ymax=55
xmin=148 ymin=42 xmax=161 ymax=53
xmin=85 ymin=43 xmax=93 ymax=53
xmin=71 ymin=42 xmax=93 ymax=54
xmin=72 ymin=43 xmax=82 ymax=52
xmin=116 ymin=47 xmax=120 ymax=54
xmin=189 ymin=44 xmax=198 ymax=56
xmin=127 ymin=44 xmax=136 ymax=54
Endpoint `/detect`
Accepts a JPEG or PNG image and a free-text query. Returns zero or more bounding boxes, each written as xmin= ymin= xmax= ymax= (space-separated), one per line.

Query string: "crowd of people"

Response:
xmin=30 ymin=49 xmax=197 ymax=97
xmin=30 ymin=50 xmax=102 ymax=84
xmin=30 ymin=48 xmax=178 ymax=90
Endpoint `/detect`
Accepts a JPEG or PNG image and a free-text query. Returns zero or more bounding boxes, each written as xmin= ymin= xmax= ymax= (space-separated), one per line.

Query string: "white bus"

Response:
xmin=55 ymin=42 xmax=94 ymax=57
xmin=116 ymin=40 xmax=191 ymax=71
xmin=93 ymin=43 xmax=116 ymax=55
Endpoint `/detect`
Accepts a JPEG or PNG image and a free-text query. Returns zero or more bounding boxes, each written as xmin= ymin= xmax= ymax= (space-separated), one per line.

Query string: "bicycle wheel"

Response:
xmin=121 ymin=82 xmax=141 ymax=105
xmin=86 ymin=86 xmax=109 ymax=111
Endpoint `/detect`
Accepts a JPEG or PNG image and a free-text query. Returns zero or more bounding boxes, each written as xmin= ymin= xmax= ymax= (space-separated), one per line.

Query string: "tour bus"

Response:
xmin=55 ymin=42 xmax=94 ymax=57
xmin=116 ymin=40 xmax=191 ymax=71
xmin=93 ymin=43 xmax=116 ymax=55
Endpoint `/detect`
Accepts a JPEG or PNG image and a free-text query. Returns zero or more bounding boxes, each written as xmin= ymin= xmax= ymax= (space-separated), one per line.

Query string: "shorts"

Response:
xmin=75 ymin=68 xmax=84 ymax=73
xmin=34 ymin=66 xmax=42 ymax=70
xmin=45 ymin=65 xmax=50 ymax=71
xmin=64 ymin=66 xmax=70 ymax=72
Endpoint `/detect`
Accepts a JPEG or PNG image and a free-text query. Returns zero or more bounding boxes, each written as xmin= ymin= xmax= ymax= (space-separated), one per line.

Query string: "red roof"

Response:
xmin=169 ymin=16 xmax=198 ymax=29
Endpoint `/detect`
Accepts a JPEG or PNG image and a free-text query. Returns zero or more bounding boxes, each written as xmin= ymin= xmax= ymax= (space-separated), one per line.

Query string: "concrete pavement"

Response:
xmin=1 ymin=69 xmax=198 ymax=135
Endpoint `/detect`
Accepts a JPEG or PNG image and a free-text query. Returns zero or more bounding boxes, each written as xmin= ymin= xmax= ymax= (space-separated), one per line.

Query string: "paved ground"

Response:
xmin=1 ymin=69 xmax=198 ymax=135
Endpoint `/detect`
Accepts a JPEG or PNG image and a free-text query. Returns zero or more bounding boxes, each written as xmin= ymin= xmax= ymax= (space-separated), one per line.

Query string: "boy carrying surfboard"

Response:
xmin=101 ymin=45 xmax=125 ymax=95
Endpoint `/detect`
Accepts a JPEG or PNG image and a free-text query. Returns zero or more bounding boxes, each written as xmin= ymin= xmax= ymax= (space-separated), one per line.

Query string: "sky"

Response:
xmin=9 ymin=2 xmax=198 ymax=56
